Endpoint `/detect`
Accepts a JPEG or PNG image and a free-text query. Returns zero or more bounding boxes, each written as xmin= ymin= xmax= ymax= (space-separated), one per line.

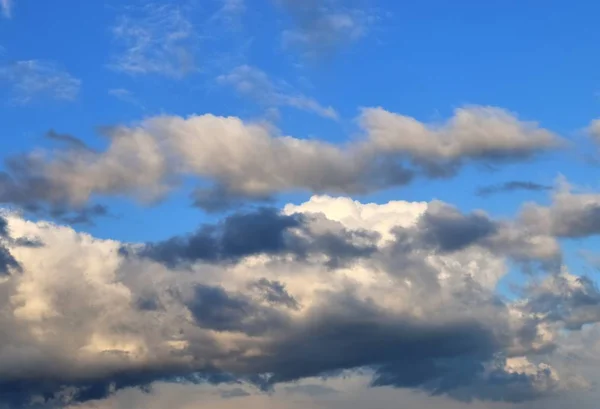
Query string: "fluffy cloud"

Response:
xmin=0 ymin=107 xmax=560 ymax=214
xmin=0 ymin=60 xmax=81 ymax=105
xmin=0 ymin=196 xmax=591 ymax=407
xmin=519 ymin=179 xmax=600 ymax=238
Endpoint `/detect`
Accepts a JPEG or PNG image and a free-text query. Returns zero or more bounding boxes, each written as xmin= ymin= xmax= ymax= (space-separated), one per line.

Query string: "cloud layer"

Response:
xmin=0 ymin=194 xmax=596 ymax=407
xmin=0 ymin=107 xmax=560 ymax=214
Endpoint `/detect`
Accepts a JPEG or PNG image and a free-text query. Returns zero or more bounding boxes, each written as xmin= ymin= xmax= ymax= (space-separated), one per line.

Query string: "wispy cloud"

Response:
xmin=109 ymin=3 xmax=198 ymax=78
xmin=0 ymin=60 xmax=81 ymax=104
xmin=275 ymin=0 xmax=376 ymax=57
xmin=108 ymin=88 xmax=143 ymax=108
xmin=218 ymin=65 xmax=338 ymax=119
xmin=476 ymin=181 xmax=552 ymax=197
xmin=1 ymin=0 xmax=12 ymax=18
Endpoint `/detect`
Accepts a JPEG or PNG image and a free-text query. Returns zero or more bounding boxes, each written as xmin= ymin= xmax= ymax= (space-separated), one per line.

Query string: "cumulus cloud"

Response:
xmin=0 ymin=60 xmax=81 ymax=104
xmin=0 ymin=107 xmax=560 ymax=214
xmin=0 ymin=196 xmax=590 ymax=407
xmin=218 ymin=65 xmax=339 ymax=119
xmin=109 ymin=3 xmax=198 ymax=78
xmin=519 ymin=179 xmax=600 ymax=238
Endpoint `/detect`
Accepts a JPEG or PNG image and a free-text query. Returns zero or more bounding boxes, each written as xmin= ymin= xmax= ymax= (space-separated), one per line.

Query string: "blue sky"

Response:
xmin=4 ymin=2 xmax=600 ymax=407
xmin=2 ymin=0 xmax=600 ymax=242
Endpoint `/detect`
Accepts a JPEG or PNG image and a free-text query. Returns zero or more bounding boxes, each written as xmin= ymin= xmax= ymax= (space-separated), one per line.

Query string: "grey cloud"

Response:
xmin=0 ymin=108 xmax=559 ymax=213
xmin=0 ymin=163 xmax=110 ymax=224
xmin=250 ymin=278 xmax=300 ymax=310
xmin=46 ymin=129 xmax=94 ymax=152
xmin=388 ymin=202 xmax=560 ymax=269
xmin=135 ymin=208 xmax=303 ymax=266
xmin=524 ymin=275 xmax=600 ymax=330
xmin=187 ymin=284 xmax=290 ymax=336
xmin=417 ymin=204 xmax=498 ymax=252
xmin=240 ymin=293 xmax=556 ymax=403
xmin=135 ymin=207 xmax=378 ymax=268
xmin=0 ymin=199 xmax=584 ymax=407
xmin=220 ymin=387 xmax=251 ymax=399
xmin=274 ymin=0 xmax=372 ymax=57
xmin=0 ymin=215 xmax=19 ymax=275
xmin=476 ymin=181 xmax=552 ymax=197
xmin=518 ymin=184 xmax=600 ymax=239
xmin=283 ymin=383 xmax=338 ymax=396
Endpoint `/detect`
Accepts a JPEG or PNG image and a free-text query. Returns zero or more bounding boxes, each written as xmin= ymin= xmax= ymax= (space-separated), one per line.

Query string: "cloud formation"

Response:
xmin=476 ymin=181 xmax=552 ymax=197
xmin=0 ymin=107 xmax=560 ymax=214
xmin=0 ymin=196 xmax=592 ymax=407
xmin=274 ymin=0 xmax=374 ymax=57
xmin=109 ymin=3 xmax=198 ymax=78
xmin=0 ymin=60 xmax=81 ymax=104
xmin=218 ymin=65 xmax=338 ymax=119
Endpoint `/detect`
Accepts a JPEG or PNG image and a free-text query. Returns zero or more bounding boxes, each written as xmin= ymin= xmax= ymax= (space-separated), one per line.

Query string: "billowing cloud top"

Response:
xmin=1 ymin=192 xmax=598 ymax=408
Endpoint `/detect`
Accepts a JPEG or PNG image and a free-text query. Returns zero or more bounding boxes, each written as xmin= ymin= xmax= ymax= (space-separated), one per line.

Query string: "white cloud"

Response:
xmin=0 ymin=107 xmax=561 ymax=212
xmin=0 ymin=195 xmax=593 ymax=406
xmin=218 ymin=65 xmax=338 ymax=119
xmin=0 ymin=60 xmax=81 ymax=104
xmin=109 ymin=3 xmax=198 ymax=78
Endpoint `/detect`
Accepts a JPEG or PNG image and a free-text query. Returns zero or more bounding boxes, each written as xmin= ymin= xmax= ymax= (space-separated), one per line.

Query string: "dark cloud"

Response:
xmin=235 ymin=294 xmax=553 ymax=402
xmin=524 ymin=275 xmax=600 ymax=330
xmin=476 ymin=181 xmax=552 ymax=197
xmin=137 ymin=208 xmax=302 ymax=266
xmin=0 ymin=157 xmax=109 ymax=225
xmin=417 ymin=205 xmax=498 ymax=252
xmin=283 ymin=383 xmax=338 ymax=396
xmin=192 ymin=184 xmax=273 ymax=213
xmin=187 ymin=284 xmax=290 ymax=336
xmin=0 ymin=215 xmax=19 ymax=275
xmin=45 ymin=129 xmax=94 ymax=152
xmin=135 ymin=208 xmax=378 ymax=267
xmin=250 ymin=278 xmax=300 ymax=310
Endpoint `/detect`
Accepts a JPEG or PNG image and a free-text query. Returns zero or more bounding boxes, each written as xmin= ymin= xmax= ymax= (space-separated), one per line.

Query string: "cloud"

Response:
xmin=108 ymin=88 xmax=142 ymax=107
xmin=1 ymin=0 xmax=12 ymax=18
xmin=476 ymin=181 xmax=552 ymax=197
xmin=0 ymin=107 xmax=560 ymax=214
xmin=46 ymin=129 xmax=94 ymax=152
xmin=274 ymin=0 xmax=374 ymax=57
xmin=131 ymin=207 xmax=378 ymax=269
xmin=361 ymin=106 xmax=561 ymax=177
xmin=519 ymin=179 xmax=600 ymax=238
xmin=588 ymin=119 xmax=600 ymax=143
xmin=0 ymin=196 xmax=590 ymax=406
xmin=109 ymin=3 xmax=198 ymax=78
xmin=218 ymin=65 xmax=339 ymax=119
xmin=0 ymin=60 xmax=81 ymax=104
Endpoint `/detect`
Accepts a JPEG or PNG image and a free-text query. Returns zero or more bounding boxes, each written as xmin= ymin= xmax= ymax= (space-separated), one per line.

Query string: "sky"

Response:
xmin=2 ymin=0 xmax=600 ymax=408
